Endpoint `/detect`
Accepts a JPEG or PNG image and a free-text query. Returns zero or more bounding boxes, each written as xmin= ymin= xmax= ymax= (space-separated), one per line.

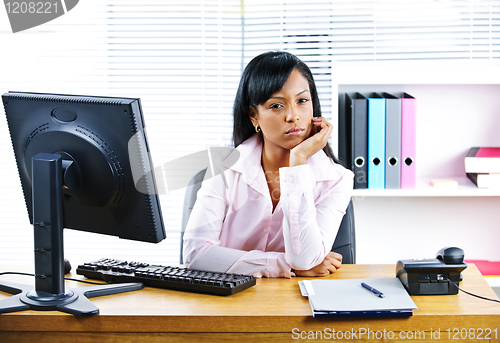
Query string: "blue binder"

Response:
xmin=367 ymin=93 xmax=385 ymax=189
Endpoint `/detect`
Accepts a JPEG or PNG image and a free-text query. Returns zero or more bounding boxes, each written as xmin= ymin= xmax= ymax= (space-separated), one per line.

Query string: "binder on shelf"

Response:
xmin=400 ymin=93 xmax=416 ymax=188
xmin=340 ymin=93 xmax=368 ymax=189
xmin=367 ymin=93 xmax=385 ymax=189
xmin=298 ymin=278 xmax=417 ymax=318
xmin=338 ymin=94 xmax=352 ymax=179
xmin=383 ymin=93 xmax=401 ymax=189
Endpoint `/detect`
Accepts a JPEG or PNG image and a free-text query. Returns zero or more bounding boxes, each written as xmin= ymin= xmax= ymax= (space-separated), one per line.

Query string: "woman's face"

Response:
xmin=250 ymin=68 xmax=314 ymax=152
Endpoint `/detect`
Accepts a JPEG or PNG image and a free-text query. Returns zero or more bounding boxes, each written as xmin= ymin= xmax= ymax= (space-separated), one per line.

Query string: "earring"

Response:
xmin=255 ymin=124 xmax=261 ymax=133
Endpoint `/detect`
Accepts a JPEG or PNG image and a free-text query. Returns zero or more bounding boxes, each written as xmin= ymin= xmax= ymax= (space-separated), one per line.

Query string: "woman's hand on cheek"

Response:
xmin=289 ymin=117 xmax=333 ymax=167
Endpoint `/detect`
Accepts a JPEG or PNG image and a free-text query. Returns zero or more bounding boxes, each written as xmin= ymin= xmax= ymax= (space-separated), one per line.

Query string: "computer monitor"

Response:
xmin=0 ymin=92 xmax=166 ymax=316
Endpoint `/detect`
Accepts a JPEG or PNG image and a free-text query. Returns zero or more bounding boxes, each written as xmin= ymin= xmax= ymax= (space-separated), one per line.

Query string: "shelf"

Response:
xmin=332 ymin=68 xmax=500 ymax=263
xmin=352 ymin=177 xmax=500 ymax=197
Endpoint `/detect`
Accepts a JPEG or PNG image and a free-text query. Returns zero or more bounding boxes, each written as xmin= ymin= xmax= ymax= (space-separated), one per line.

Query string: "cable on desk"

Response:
xmin=0 ymin=272 xmax=34 ymax=278
xmin=447 ymin=278 xmax=500 ymax=304
xmin=64 ymin=277 xmax=109 ymax=285
xmin=0 ymin=271 xmax=108 ymax=285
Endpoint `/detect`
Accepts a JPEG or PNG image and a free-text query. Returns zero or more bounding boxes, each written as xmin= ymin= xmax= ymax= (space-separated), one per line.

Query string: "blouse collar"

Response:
xmin=228 ymin=133 xmax=344 ymax=185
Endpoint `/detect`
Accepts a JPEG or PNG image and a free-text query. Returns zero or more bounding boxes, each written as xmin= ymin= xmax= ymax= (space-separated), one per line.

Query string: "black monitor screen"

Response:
xmin=3 ymin=91 xmax=166 ymax=243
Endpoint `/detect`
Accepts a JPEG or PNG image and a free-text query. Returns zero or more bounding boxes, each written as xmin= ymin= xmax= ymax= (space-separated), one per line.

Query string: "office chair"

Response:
xmin=179 ymin=168 xmax=356 ymax=265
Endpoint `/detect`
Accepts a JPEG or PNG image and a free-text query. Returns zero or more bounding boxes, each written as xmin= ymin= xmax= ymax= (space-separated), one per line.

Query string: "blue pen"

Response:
xmin=361 ymin=282 xmax=385 ymax=298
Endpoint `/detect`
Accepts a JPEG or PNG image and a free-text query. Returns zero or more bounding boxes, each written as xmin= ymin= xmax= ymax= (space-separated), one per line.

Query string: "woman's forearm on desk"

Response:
xmin=188 ymin=245 xmax=293 ymax=278
xmin=280 ymin=164 xmax=353 ymax=271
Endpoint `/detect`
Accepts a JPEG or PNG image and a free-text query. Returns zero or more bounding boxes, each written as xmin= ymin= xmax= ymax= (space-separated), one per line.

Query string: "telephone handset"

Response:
xmin=396 ymin=247 xmax=467 ymax=295
xmin=436 ymin=246 xmax=464 ymax=265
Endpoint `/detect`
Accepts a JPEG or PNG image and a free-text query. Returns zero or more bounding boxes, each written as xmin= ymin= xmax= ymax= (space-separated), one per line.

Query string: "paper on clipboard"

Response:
xmin=299 ymin=278 xmax=417 ymax=316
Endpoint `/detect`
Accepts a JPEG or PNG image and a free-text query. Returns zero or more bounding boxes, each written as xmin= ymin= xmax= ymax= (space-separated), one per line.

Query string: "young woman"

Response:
xmin=183 ymin=51 xmax=353 ymax=278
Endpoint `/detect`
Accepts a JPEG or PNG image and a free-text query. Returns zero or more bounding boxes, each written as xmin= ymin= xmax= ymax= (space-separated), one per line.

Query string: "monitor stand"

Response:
xmin=0 ymin=153 xmax=143 ymax=316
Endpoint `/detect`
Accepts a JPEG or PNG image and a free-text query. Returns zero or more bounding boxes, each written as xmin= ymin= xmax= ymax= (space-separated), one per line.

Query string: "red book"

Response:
xmin=465 ymin=260 xmax=500 ymax=276
xmin=475 ymin=147 xmax=500 ymax=158
xmin=464 ymin=147 xmax=500 ymax=173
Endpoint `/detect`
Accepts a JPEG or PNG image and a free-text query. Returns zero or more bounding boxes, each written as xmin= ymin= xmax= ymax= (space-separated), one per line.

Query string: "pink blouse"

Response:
xmin=183 ymin=134 xmax=353 ymax=278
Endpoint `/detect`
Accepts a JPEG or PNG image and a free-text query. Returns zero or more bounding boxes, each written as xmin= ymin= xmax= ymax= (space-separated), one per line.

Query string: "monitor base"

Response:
xmin=0 ymin=279 xmax=143 ymax=316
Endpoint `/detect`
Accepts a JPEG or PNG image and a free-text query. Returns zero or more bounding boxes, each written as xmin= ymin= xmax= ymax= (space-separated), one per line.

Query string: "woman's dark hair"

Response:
xmin=232 ymin=51 xmax=338 ymax=162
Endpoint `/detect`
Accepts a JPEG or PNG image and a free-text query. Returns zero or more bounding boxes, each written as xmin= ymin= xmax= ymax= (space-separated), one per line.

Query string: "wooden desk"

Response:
xmin=0 ymin=264 xmax=499 ymax=342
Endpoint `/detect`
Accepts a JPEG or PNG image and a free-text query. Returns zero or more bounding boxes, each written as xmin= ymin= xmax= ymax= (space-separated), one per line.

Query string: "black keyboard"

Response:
xmin=76 ymin=258 xmax=256 ymax=296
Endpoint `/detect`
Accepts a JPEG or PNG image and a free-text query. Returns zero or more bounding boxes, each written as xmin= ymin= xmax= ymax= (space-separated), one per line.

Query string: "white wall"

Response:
xmin=353 ymin=196 xmax=500 ymax=263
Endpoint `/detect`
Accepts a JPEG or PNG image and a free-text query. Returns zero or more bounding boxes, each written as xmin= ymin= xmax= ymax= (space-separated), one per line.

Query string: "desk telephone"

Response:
xmin=396 ymin=247 xmax=467 ymax=295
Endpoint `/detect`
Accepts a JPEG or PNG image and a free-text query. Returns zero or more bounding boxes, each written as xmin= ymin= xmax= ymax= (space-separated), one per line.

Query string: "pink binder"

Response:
xmin=400 ymin=93 xmax=416 ymax=188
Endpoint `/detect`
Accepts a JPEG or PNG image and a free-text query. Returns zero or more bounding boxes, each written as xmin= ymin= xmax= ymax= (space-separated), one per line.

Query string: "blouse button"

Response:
xmin=263 ymin=228 xmax=268 ymax=233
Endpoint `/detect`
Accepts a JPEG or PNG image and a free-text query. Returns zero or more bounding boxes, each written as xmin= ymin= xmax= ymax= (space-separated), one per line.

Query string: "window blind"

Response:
xmin=0 ymin=0 xmax=244 ymax=265
xmin=0 ymin=0 xmax=499 ymax=266
xmin=94 ymin=0 xmax=243 ymax=264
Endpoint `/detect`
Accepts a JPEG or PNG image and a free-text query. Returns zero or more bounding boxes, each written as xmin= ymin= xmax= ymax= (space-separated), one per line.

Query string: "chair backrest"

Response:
xmin=179 ymin=168 xmax=356 ymax=264
xmin=331 ymin=200 xmax=356 ymax=264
